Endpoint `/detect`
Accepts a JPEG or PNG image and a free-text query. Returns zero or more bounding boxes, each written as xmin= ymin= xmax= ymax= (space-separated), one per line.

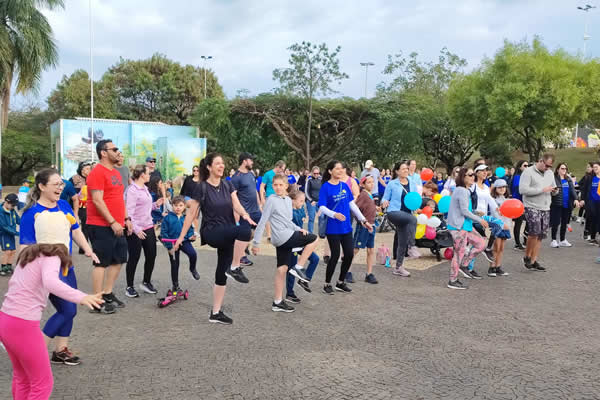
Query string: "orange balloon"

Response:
xmin=499 ymin=199 xmax=524 ymax=219
xmin=420 ymin=168 xmax=434 ymax=182
xmin=422 ymin=206 xmax=433 ymax=218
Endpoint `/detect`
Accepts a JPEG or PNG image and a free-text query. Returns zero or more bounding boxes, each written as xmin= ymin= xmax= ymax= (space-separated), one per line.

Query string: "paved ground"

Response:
xmin=1 ymin=223 xmax=599 ymax=400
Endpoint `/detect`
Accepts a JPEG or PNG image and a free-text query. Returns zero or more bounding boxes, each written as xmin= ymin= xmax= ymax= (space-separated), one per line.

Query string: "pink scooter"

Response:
xmin=157 ymin=238 xmax=190 ymax=308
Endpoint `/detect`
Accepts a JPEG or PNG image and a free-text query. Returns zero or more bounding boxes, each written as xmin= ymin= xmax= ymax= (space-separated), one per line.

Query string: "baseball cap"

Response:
xmin=238 ymin=152 xmax=255 ymax=164
xmin=365 ymin=160 xmax=374 ymax=168
xmin=493 ymin=179 xmax=507 ymax=188
xmin=474 ymin=164 xmax=488 ymax=173
xmin=4 ymin=193 xmax=18 ymax=205
xmin=146 ymin=156 xmax=156 ymax=162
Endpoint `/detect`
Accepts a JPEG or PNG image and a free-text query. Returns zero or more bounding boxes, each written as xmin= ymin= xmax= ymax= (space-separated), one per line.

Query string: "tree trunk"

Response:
xmin=1 ymin=86 xmax=10 ymax=130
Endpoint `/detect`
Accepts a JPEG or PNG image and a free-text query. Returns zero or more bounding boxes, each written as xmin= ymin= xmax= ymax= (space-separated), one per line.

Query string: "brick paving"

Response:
xmin=1 ymin=224 xmax=599 ymax=399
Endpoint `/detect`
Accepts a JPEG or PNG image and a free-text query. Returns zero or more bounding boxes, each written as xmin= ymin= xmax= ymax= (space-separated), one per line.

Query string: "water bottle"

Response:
xmin=385 ymin=255 xmax=391 ymax=268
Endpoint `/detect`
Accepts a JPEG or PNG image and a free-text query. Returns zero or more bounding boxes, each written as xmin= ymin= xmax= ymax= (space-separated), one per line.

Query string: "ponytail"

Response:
xmin=199 ymin=152 xmax=222 ymax=182
xmin=23 ymin=168 xmax=59 ymax=212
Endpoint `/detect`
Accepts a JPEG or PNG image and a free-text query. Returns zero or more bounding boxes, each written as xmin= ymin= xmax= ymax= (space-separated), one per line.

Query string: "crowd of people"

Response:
xmin=0 ymin=137 xmax=595 ymax=399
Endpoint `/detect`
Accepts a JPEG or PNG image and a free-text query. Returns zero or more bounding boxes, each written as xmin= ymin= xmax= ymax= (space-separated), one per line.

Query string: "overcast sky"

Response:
xmin=15 ymin=0 xmax=599 ymax=107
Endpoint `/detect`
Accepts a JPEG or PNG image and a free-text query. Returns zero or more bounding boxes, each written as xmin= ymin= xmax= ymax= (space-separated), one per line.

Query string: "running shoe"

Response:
xmin=513 ymin=244 xmax=525 ymax=251
xmin=5 ymin=265 xmax=13 ymax=274
xmin=523 ymin=256 xmax=536 ymax=271
xmin=447 ymin=280 xmax=467 ymax=290
xmin=495 ymin=267 xmax=509 ymax=276
xmin=298 ymin=280 xmax=312 ymax=293
xmin=89 ymin=302 xmax=115 ymax=314
xmin=469 ymin=269 xmax=483 ymax=280
xmin=289 ymin=265 xmax=309 ymax=282
xmin=125 ymin=286 xmax=139 ymax=298
xmin=407 ymin=247 xmax=421 ymax=259
xmin=559 ymin=240 xmax=572 ymax=248
xmin=335 ymin=282 xmax=352 ymax=293
xmin=487 ymin=267 xmax=497 ymax=277
xmin=483 ymin=248 xmax=495 ymax=263
xmin=226 ymin=267 xmax=249 ymax=283
xmin=140 ymin=282 xmax=158 ymax=295
xmin=531 ymin=261 xmax=546 ymax=272
xmin=0 ymin=265 xmax=6 ymax=276
xmin=190 ymin=268 xmax=200 ymax=280
xmin=240 ymin=256 xmax=253 ymax=267
xmin=286 ymin=293 xmax=301 ymax=303
xmin=323 ymin=284 xmax=334 ymax=295
xmin=392 ymin=266 xmax=411 ymax=277
xmin=51 ymin=347 xmax=81 ymax=366
xmin=587 ymin=238 xmax=598 ymax=245
xmin=459 ymin=266 xmax=473 ymax=279
xmin=272 ymin=300 xmax=295 ymax=313
xmin=103 ymin=292 xmax=125 ymax=308
xmin=345 ymin=271 xmax=355 ymax=283
xmin=365 ymin=273 xmax=378 ymax=284
xmin=209 ymin=311 xmax=233 ymax=325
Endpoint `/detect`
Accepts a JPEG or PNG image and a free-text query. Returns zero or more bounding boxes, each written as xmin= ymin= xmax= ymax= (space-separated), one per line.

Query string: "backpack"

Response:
xmin=376 ymin=243 xmax=391 ymax=266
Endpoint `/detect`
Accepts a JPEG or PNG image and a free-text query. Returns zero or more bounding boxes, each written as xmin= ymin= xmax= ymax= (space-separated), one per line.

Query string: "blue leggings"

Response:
xmin=286 ymin=250 xmax=320 ymax=295
xmin=43 ymin=267 xmax=77 ymax=338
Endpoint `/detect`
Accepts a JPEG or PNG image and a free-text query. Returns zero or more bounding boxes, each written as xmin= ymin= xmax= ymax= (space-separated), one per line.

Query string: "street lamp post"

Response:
xmin=360 ymin=62 xmax=375 ymax=98
xmin=578 ymin=4 xmax=596 ymax=59
xmin=89 ymin=0 xmax=95 ymax=162
xmin=200 ymin=55 xmax=213 ymax=99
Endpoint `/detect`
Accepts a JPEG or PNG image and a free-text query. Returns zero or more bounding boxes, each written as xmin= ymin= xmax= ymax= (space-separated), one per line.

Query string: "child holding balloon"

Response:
xmin=488 ymin=179 xmax=511 ymax=277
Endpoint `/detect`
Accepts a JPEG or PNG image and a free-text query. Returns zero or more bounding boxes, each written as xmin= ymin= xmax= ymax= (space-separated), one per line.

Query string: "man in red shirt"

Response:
xmin=87 ymin=139 xmax=132 ymax=314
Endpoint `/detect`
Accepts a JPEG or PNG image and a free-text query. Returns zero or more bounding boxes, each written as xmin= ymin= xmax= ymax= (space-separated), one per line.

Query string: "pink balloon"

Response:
xmin=425 ymin=226 xmax=436 ymax=240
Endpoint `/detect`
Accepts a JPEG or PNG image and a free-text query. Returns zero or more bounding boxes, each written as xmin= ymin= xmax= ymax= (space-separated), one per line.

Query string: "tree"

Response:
xmin=273 ymin=42 xmax=349 ymax=168
xmin=0 ymin=0 xmax=63 ymax=129
xmin=102 ymin=53 xmax=224 ymax=125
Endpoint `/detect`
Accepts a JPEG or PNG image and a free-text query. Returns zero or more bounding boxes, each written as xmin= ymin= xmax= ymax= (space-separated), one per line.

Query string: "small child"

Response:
xmin=488 ymin=179 xmax=511 ymax=277
xmin=161 ymin=196 xmax=199 ymax=292
xmin=0 ymin=211 xmax=103 ymax=400
xmin=0 ymin=194 xmax=20 ymax=276
xmin=252 ymin=174 xmax=319 ymax=313
xmin=285 ymin=189 xmax=320 ymax=303
xmin=353 ymin=176 xmax=379 ymax=284
xmin=17 ymin=180 xmax=30 ymax=210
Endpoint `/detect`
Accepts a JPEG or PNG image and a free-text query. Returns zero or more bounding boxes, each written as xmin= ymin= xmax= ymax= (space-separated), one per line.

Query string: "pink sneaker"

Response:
xmin=406 ymin=247 xmax=421 ymax=259
xmin=392 ymin=266 xmax=411 ymax=277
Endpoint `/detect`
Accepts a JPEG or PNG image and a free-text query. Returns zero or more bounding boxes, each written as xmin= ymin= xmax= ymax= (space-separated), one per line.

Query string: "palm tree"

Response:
xmin=0 ymin=0 xmax=64 ymax=128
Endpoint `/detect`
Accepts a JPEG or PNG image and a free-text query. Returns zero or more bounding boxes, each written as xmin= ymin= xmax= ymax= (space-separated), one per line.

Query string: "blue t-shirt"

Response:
xmin=20 ymin=200 xmax=79 ymax=254
xmin=255 ymin=176 xmax=262 ymax=193
xmin=231 ymin=171 xmax=259 ymax=214
xmin=436 ymin=179 xmax=445 ymax=193
xmin=591 ymin=176 xmax=600 ymax=202
xmin=59 ymin=179 xmax=77 ymax=203
xmin=288 ymin=175 xmax=297 ymax=185
xmin=292 ymin=207 xmax=305 ymax=228
xmin=378 ymin=176 xmax=391 ymax=198
xmin=318 ymin=181 xmax=354 ymax=235
xmin=263 ymin=169 xmax=276 ymax=197
xmin=561 ymin=179 xmax=570 ymax=208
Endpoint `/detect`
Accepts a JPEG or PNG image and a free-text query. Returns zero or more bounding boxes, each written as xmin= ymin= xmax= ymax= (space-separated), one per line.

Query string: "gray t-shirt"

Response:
xmin=115 ymin=165 xmax=130 ymax=191
xmin=360 ymin=167 xmax=380 ymax=195
xmin=231 ymin=170 xmax=259 ymax=214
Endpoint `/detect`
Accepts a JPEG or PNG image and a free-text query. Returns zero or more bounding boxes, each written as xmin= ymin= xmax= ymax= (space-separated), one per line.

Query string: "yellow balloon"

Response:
xmin=433 ymin=193 xmax=442 ymax=203
xmin=415 ymin=224 xmax=426 ymax=239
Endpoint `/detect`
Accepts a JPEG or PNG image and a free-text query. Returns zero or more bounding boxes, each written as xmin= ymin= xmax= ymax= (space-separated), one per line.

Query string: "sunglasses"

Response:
xmin=466 ymin=173 xmax=475 ymax=177
xmin=104 ymin=147 xmax=120 ymax=153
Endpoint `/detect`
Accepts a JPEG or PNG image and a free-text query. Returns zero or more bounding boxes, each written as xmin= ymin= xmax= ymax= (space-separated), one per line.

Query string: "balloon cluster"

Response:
xmin=411 ymin=191 xmax=451 ymax=240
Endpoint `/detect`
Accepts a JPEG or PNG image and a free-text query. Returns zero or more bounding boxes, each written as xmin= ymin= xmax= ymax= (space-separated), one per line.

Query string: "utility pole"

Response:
xmin=200 ymin=55 xmax=213 ymax=99
xmin=89 ymin=0 xmax=95 ymax=162
xmin=360 ymin=62 xmax=374 ymax=98
xmin=578 ymin=4 xmax=596 ymax=59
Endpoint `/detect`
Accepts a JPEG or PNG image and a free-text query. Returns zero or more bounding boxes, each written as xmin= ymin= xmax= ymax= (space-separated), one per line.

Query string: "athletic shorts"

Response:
xmin=1 ymin=236 xmax=16 ymax=251
xmin=275 ymin=231 xmax=317 ymax=268
xmin=353 ymin=224 xmax=375 ymax=249
xmin=88 ymin=225 xmax=128 ymax=267
xmin=239 ymin=211 xmax=262 ymax=230
xmin=524 ymin=208 xmax=550 ymax=239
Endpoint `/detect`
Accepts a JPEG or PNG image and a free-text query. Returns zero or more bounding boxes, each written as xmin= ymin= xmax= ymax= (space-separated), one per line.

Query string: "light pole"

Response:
xmin=578 ymin=4 xmax=596 ymax=59
xmin=89 ymin=0 xmax=95 ymax=162
xmin=360 ymin=62 xmax=374 ymax=98
xmin=200 ymin=55 xmax=213 ymax=99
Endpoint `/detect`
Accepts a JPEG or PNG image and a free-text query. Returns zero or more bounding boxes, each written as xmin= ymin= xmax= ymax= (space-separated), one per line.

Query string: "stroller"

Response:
xmin=414 ymin=215 xmax=454 ymax=261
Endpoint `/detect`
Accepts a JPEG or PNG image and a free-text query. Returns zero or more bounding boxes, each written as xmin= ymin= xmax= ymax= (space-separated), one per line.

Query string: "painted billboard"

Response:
xmin=50 ymin=118 xmax=206 ymax=180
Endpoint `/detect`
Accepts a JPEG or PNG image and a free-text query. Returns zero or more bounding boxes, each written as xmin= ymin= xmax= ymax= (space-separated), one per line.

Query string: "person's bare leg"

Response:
xmin=525 ymin=235 xmax=535 ymax=259
xmin=266 ymin=222 xmax=271 ymax=240
xmin=55 ymin=336 xmax=69 ymax=352
xmin=494 ymin=240 xmax=503 ymax=266
xmin=296 ymin=239 xmax=319 ymax=266
xmin=531 ymin=237 xmax=543 ymax=263
xmin=274 ymin=266 xmax=287 ymax=302
xmin=104 ymin=264 xmax=122 ymax=293
xmin=212 ymin=284 xmax=226 ymax=314
xmin=232 ymin=240 xmax=248 ymax=267
xmin=366 ymin=247 xmax=375 ymax=275
xmin=92 ymin=268 xmax=105 ymax=293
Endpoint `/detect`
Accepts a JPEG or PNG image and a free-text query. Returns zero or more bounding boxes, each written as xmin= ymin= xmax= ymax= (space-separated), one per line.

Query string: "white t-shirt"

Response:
xmin=360 ymin=168 xmax=380 ymax=195
xmin=470 ymin=183 xmax=498 ymax=216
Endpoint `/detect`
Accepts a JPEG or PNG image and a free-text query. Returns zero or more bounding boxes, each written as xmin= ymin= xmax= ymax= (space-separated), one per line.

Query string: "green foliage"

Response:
xmin=479 ymin=140 xmax=514 ymax=168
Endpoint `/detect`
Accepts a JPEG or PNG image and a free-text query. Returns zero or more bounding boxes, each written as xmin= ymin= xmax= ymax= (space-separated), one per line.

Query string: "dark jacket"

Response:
xmin=305 ymin=176 xmax=322 ymax=202
xmin=0 ymin=203 xmax=20 ymax=238
xmin=160 ymin=212 xmax=194 ymax=249
xmin=551 ymin=174 xmax=577 ymax=209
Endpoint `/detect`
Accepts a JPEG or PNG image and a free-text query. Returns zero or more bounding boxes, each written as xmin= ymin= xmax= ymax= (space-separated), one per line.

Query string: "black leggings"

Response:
xmin=325 ymin=233 xmax=353 ymax=284
xmin=587 ymin=201 xmax=600 ymax=239
xmin=513 ymin=216 xmax=527 ymax=247
xmin=168 ymin=240 xmax=197 ymax=287
xmin=202 ymin=225 xmax=251 ymax=286
xmin=550 ymin=206 xmax=571 ymax=241
xmin=78 ymin=208 xmax=89 ymax=243
xmin=126 ymin=228 xmax=157 ymax=287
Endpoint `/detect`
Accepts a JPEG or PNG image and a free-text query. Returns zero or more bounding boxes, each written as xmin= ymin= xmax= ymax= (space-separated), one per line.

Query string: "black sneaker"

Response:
xmin=345 ymin=271 xmax=355 ymax=283
xmin=226 ymin=267 xmax=249 ymax=283
xmin=459 ymin=266 xmax=473 ymax=279
xmin=447 ymin=279 xmax=467 ymax=290
xmin=51 ymin=347 xmax=81 ymax=366
xmin=125 ymin=286 xmax=139 ymax=298
xmin=209 ymin=310 xmax=233 ymax=325
xmin=240 ymin=256 xmax=253 ymax=267
xmin=487 ymin=267 xmax=497 ymax=277
xmin=514 ymin=244 xmax=525 ymax=251
xmin=483 ymin=248 xmax=495 ymax=263
xmin=89 ymin=302 xmax=115 ymax=314
xmin=286 ymin=293 xmax=301 ymax=303
xmin=289 ymin=265 xmax=309 ymax=282
xmin=469 ymin=269 xmax=483 ymax=280
xmin=4 ymin=265 xmax=13 ymax=275
xmin=323 ymin=284 xmax=334 ymax=295
xmin=140 ymin=282 xmax=158 ymax=295
xmin=523 ymin=257 xmax=535 ymax=270
xmin=496 ymin=267 xmax=509 ymax=276
xmin=323 ymin=255 xmax=330 ymax=265
xmin=272 ymin=300 xmax=295 ymax=313
xmin=335 ymin=282 xmax=352 ymax=293
xmin=531 ymin=261 xmax=546 ymax=272
xmin=190 ymin=268 xmax=200 ymax=280
xmin=103 ymin=293 xmax=125 ymax=308
xmin=298 ymin=280 xmax=312 ymax=293
xmin=365 ymin=273 xmax=378 ymax=284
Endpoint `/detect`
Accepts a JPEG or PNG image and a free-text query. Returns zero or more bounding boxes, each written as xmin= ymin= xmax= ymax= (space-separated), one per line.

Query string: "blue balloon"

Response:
xmin=495 ymin=167 xmax=506 ymax=178
xmin=403 ymin=192 xmax=422 ymax=211
xmin=438 ymin=196 xmax=451 ymax=214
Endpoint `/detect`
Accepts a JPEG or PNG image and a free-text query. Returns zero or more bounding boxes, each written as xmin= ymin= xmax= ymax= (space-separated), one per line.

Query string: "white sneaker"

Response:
xmin=559 ymin=240 xmax=572 ymax=247
xmin=550 ymin=240 xmax=559 ymax=248
xmin=407 ymin=247 xmax=421 ymax=259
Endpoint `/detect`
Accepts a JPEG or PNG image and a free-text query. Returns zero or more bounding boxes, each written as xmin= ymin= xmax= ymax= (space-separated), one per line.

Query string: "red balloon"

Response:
xmin=444 ymin=248 xmax=454 ymax=260
xmin=422 ymin=206 xmax=433 ymax=219
xmin=420 ymin=168 xmax=434 ymax=181
xmin=499 ymin=199 xmax=524 ymax=219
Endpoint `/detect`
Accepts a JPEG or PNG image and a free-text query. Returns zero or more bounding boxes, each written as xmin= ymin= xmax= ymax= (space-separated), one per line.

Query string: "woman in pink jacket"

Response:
xmin=124 ymin=165 xmax=164 ymax=298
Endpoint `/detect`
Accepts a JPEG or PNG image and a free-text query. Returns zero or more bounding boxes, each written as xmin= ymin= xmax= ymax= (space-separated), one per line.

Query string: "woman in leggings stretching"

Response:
xmin=175 ymin=152 xmax=255 ymax=325
xmin=318 ymin=160 xmax=371 ymax=295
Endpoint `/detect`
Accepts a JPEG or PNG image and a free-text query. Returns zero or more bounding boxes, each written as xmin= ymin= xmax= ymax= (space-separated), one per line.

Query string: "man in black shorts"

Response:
xmin=87 ymin=139 xmax=133 ymax=313
xmin=231 ymin=152 xmax=262 ymax=267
